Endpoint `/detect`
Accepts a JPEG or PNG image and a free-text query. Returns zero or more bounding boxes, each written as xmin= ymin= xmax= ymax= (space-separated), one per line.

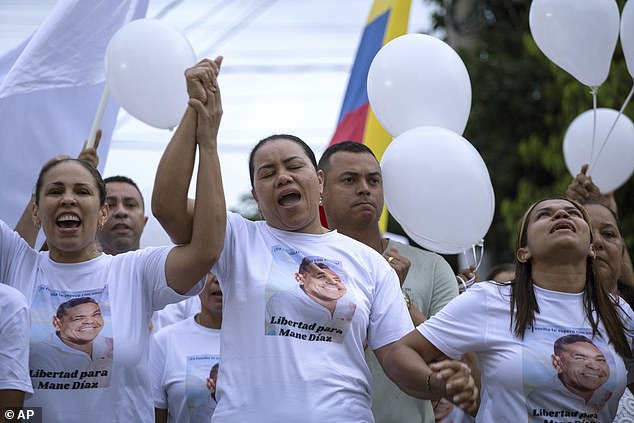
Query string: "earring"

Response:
xmin=97 ymin=220 xmax=104 ymax=230
xmin=319 ymin=193 xmax=323 ymax=206
xmin=33 ymin=218 xmax=41 ymax=229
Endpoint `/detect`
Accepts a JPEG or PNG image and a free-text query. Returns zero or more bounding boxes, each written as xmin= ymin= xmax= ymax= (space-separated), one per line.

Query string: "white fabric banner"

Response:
xmin=0 ymin=0 xmax=148 ymax=229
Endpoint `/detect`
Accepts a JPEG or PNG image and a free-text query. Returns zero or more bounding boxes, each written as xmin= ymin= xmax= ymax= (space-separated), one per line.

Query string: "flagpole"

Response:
xmin=86 ymin=84 xmax=110 ymax=149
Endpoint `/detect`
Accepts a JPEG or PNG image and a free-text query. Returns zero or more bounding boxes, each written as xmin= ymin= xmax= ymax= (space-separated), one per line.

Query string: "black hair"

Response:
xmin=104 ymin=175 xmax=144 ymax=206
xmin=35 ymin=158 xmax=106 ymax=206
xmin=553 ymin=334 xmax=595 ymax=356
xmin=317 ymin=141 xmax=377 ymax=171
xmin=298 ymin=257 xmax=331 ymax=274
xmin=512 ymin=197 xmax=631 ymax=359
xmin=55 ymin=297 xmax=99 ymax=319
xmin=209 ymin=362 xmax=220 ymax=401
xmin=248 ymin=134 xmax=317 ymax=187
xmin=209 ymin=362 xmax=219 ymax=379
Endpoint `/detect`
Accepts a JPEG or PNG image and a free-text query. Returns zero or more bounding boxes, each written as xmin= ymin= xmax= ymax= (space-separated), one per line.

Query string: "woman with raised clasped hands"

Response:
xmin=152 ymin=57 xmax=477 ymax=423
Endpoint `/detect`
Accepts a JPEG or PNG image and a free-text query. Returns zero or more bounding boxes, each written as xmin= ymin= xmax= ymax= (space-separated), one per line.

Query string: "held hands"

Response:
xmin=185 ymin=57 xmax=222 ymax=104
xmin=384 ymin=246 xmax=411 ymax=287
xmin=185 ymin=57 xmax=224 ymax=149
xmin=428 ymin=360 xmax=478 ymax=415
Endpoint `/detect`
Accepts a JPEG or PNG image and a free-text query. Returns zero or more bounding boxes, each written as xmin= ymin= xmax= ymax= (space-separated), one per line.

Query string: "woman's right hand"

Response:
xmin=185 ymin=57 xmax=222 ymax=104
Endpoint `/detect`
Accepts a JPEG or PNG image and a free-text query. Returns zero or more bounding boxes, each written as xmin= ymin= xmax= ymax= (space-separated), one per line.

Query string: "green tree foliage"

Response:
xmin=426 ymin=0 xmax=634 ymax=263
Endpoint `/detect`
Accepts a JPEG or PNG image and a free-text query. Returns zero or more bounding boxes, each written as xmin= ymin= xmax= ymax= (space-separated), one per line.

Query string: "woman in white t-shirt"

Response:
xmin=392 ymin=197 xmax=633 ymax=422
xmin=573 ymin=201 xmax=634 ymax=421
xmin=152 ymin=272 xmax=222 ymax=423
xmin=152 ymin=58 xmax=477 ymax=423
xmin=0 ymin=79 xmax=224 ymax=422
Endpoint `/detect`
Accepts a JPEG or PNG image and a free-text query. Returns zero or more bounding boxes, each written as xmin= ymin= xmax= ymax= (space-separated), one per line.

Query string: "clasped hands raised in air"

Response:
xmin=184 ymin=57 xmax=224 ymax=148
xmin=179 ymin=55 xmax=480 ymax=418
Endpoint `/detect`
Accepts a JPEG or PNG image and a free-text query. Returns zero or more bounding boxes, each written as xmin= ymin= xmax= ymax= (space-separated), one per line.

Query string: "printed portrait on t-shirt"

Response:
xmin=264 ymin=246 xmax=357 ymax=343
xmin=185 ymin=354 xmax=219 ymax=422
xmin=523 ymin=326 xmax=617 ymax=422
xmin=29 ymin=285 xmax=114 ymax=390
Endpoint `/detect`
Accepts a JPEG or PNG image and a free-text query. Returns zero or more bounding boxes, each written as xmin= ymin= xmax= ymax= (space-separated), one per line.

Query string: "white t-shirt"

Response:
xmin=151 ymin=316 xmax=220 ymax=423
xmin=265 ymin=284 xmax=357 ymax=343
xmin=30 ymin=333 xmax=114 ymax=387
xmin=152 ymin=296 xmax=201 ymax=333
xmin=0 ymin=220 xmax=203 ymax=422
xmin=419 ymin=282 xmax=634 ymax=423
xmin=211 ymin=212 xmax=413 ymax=423
xmin=0 ymin=283 xmax=32 ymax=394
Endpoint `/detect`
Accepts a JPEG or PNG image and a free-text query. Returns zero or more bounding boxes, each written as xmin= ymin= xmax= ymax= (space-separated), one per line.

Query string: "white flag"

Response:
xmin=0 ymin=0 xmax=148 ymax=228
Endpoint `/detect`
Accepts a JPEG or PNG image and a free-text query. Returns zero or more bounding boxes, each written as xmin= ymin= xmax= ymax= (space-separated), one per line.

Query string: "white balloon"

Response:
xmin=381 ymin=126 xmax=495 ymax=255
xmin=621 ymin=0 xmax=634 ymax=79
xmin=400 ymin=227 xmax=471 ymax=255
xmin=529 ymin=0 xmax=620 ymax=88
xmin=105 ymin=19 xmax=196 ymax=129
xmin=563 ymin=108 xmax=634 ymax=193
xmin=367 ymin=34 xmax=471 ymax=137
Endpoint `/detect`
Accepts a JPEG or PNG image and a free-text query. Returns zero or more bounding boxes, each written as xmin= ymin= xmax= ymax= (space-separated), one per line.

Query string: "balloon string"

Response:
xmin=588 ymin=87 xmax=598 ymax=170
xmin=588 ymin=84 xmax=634 ymax=174
xmin=460 ymin=239 xmax=484 ymax=289
xmin=472 ymin=239 xmax=484 ymax=273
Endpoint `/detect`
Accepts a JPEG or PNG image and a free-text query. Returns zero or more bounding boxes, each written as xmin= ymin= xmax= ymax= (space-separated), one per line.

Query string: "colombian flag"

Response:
xmin=327 ymin=0 xmax=411 ymax=230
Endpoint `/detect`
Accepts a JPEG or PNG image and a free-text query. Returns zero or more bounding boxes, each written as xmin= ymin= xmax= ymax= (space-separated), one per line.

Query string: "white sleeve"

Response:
xmin=131 ymin=246 xmax=205 ymax=312
xmin=367 ymin=264 xmax=414 ymax=350
xmin=0 ymin=288 xmax=33 ymax=394
xmin=0 ymin=220 xmax=39 ymax=293
xmin=150 ymin=333 xmax=168 ymax=409
xmin=212 ymin=212 xmax=245 ymax=289
xmin=418 ymin=283 xmax=492 ymax=359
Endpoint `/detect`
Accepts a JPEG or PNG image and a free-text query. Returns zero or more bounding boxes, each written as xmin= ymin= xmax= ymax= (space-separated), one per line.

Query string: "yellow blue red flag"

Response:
xmin=327 ymin=0 xmax=411 ymax=230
